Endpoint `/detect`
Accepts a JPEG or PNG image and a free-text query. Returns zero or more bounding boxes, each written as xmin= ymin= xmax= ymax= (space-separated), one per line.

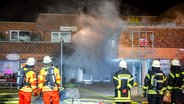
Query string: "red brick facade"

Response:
xmin=0 ymin=2 xmax=184 ymax=71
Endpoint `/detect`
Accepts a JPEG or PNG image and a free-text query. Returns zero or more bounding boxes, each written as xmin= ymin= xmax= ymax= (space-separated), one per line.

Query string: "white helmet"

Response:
xmin=152 ymin=60 xmax=160 ymax=68
xmin=171 ymin=59 xmax=180 ymax=66
xmin=119 ymin=60 xmax=127 ymax=68
xmin=43 ymin=56 xmax=52 ymax=64
xmin=26 ymin=57 xmax=36 ymax=66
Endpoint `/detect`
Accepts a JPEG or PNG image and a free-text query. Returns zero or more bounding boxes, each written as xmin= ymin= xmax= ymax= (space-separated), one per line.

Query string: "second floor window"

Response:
xmin=51 ymin=32 xmax=71 ymax=43
xmin=10 ymin=30 xmax=31 ymax=41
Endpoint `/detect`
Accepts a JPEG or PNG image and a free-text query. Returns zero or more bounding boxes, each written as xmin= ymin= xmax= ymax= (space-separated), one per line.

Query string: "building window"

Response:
xmin=52 ymin=32 xmax=60 ymax=42
xmin=51 ymin=32 xmax=71 ymax=43
xmin=10 ymin=30 xmax=31 ymax=41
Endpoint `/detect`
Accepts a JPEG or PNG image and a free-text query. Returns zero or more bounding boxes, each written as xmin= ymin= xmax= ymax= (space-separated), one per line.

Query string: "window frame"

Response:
xmin=10 ymin=30 xmax=31 ymax=41
xmin=51 ymin=31 xmax=71 ymax=43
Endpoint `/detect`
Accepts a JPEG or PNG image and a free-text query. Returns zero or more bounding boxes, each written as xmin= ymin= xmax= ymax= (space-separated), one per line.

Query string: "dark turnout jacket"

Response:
xmin=113 ymin=68 xmax=134 ymax=103
xmin=143 ymin=67 xmax=167 ymax=95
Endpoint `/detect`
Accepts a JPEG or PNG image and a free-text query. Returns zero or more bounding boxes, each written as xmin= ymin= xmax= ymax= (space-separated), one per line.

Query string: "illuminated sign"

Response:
xmin=6 ymin=54 xmax=20 ymax=60
xmin=139 ymin=38 xmax=148 ymax=46
xmin=60 ymin=26 xmax=77 ymax=32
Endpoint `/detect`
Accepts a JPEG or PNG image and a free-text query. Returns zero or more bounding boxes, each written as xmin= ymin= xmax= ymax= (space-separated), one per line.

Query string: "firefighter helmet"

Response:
xmin=26 ymin=57 xmax=36 ymax=66
xmin=152 ymin=60 xmax=160 ymax=68
xmin=43 ymin=56 xmax=52 ymax=64
xmin=171 ymin=59 xmax=180 ymax=66
xmin=119 ymin=60 xmax=127 ymax=68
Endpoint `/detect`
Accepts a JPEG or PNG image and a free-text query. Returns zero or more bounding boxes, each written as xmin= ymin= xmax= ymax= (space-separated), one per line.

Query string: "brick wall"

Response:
xmin=120 ymin=27 xmax=184 ymax=48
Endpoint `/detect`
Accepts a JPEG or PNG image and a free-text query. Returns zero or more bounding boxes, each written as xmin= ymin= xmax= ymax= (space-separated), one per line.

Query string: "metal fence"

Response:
xmin=0 ymin=82 xmax=17 ymax=89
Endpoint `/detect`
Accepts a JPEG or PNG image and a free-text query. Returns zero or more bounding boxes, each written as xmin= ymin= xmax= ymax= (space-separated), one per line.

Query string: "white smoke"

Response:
xmin=63 ymin=1 xmax=126 ymax=81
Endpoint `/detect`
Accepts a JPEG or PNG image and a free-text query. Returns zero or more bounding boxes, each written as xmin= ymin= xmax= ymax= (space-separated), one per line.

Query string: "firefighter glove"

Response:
xmin=122 ymin=89 xmax=127 ymax=93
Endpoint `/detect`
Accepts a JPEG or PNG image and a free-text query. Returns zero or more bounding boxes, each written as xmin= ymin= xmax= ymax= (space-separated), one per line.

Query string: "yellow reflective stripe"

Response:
xmin=30 ymin=78 xmax=36 ymax=82
xmin=113 ymin=76 xmax=118 ymax=81
xmin=117 ymin=74 xmax=132 ymax=89
xmin=38 ymin=75 xmax=43 ymax=79
xmin=172 ymin=87 xmax=180 ymax=89
xmin=176 ymin=74 xmax=180 ymax=77
xmin=129 ymin=77 xmax=133 ymax=81
xmin=117 ymin=80 xmax=121 ymax=89
xmin=156 ymin=80 xmax=163 ymax=83
xmin=118 ymin=74 xmax=130 ymax=79
xmin=157 ymin=73 xmax=163 ymax=75
xmin=151 ymin=75 xmax=155 ymax=85
xmin=170 ymin=73 xmax=175 ymax=78
xmin=162 ymin=87 xmax=167 ymax=91
xmin=148 ymin=90 xmax=157 ymax=94
xmin=159 ymin=90 xmax=164 ymax=94
xmin=146 ymin=74 xmax=150 ymax=79
xmin=115 ymin=97 xmax=131 ymax=100
xmin=115 ymin=99 xmax=131 ymax=102
xmin=127 ymin=84 xmax=132 ymax=88
xmin=20 ymin=87 xmax=32 ymax=92
xmin=167 ymin=86 xmax=172 ymax=90
xmin=143 ymin=86 xmax=148 ymax=90
xmin=54 ymin=68 xmax=61 ymax=84
xmin=182 ymin=72 xmax=184 ymax=74
xmin=117 ymin=90 xmax=121 ymax=98
xmin=128 ymin=77 xmax=133 ymax=88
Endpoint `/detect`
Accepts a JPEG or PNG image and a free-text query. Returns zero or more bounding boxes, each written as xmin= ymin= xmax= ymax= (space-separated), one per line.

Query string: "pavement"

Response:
xmin=0 ymin=82 xmax=148 ymax=104
xmin=77 ymin=82 xmax=147 ymax=104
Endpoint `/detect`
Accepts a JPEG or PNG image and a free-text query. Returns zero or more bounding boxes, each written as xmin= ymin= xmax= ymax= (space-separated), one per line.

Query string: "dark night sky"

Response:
xmin=0 ymin=0 xmax=183 ymax=22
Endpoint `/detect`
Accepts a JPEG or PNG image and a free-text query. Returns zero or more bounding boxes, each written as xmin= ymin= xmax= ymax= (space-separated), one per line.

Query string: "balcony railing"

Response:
xmin=126 ymin=22 xmax=184 ymax=27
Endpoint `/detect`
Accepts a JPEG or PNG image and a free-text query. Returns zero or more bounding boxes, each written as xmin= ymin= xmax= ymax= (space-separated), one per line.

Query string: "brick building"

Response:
xmin=0 ymin=2 xmax=184 ymax=84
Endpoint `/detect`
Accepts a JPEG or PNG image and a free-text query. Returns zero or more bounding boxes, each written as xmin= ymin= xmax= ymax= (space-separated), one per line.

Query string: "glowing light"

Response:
xmin=5 ymin=69 xmax=13 ymax=74
xmin=80 ymin=30 xmax=86 ymax=36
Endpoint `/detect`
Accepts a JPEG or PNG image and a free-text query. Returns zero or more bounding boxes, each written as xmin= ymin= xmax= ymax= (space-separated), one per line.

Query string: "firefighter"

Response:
xmin=143 ymin=60 xmax=167 ymax=104
xmin=167 ymin=59 xmax=182 ymax=104
xmin=113 ymin=60 xmax=134 ymax=104
xmin=18 ymin=57 xmax=37 ymax=104
xmin=180 ymin=64 xmax=184 ymax=104
xmin=38 ymin=56 xmax=61 ymax=104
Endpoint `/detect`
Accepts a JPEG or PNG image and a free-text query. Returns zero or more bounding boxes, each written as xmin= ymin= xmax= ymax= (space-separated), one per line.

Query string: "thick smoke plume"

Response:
xmin=63 ymin=1 xmax=126 ymax=81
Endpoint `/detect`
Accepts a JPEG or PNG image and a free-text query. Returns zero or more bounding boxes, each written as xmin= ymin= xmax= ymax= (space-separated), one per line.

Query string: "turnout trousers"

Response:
xmin=42 ymin=91 xmax=60 ymax=104
xmin=148 ymin=94 xmax=163 ymax=104
xmin=171 ymin=89 xmax=182 ymax=104
xmin=19 ymin=90 xmax=32 ymax=104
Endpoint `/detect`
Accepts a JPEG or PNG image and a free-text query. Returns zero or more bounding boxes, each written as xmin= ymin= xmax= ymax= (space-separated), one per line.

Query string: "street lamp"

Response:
xmin=59 ymin=25 xmax=77 ymax=87
xmin=60 ymin=38 xmax=64 ymax=87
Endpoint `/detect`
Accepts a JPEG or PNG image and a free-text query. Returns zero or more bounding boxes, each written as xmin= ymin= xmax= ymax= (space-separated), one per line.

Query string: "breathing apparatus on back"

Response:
xmin=17 ymin=57 xmax=36 ymax=89
xmin=43 ymin=56 xmax=56 ymax=89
